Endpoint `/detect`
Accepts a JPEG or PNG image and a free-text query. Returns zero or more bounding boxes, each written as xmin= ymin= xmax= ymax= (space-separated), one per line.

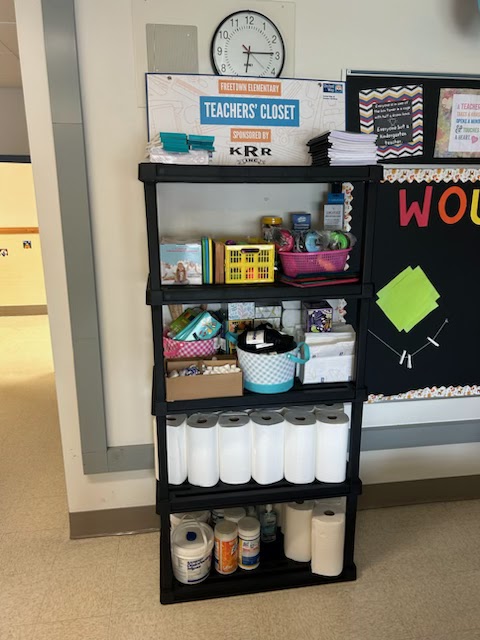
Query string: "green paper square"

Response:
xmin=376 ymin=266 xmax=440 ymax=333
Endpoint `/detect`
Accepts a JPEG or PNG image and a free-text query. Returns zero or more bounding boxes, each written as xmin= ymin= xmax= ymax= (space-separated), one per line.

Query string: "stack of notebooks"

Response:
xmin=201 ymin=237 xmax=214 ymax=284
xmin=307 ymin=131 xmax=378 ymax=166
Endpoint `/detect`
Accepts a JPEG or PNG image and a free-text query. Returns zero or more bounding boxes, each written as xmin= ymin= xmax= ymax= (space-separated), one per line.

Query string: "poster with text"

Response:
xmin=146 ymin=74 xmax=345 ymax=165
xmin=434 ymin=88 xmax=480 ymax=158
xmin=359 ymin=85 xmax=423 ymax=159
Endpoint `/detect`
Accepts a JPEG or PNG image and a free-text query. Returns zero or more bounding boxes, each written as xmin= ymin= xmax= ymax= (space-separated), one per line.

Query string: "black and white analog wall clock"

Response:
xmin=211 ymin=10 xmax=285 ymax=78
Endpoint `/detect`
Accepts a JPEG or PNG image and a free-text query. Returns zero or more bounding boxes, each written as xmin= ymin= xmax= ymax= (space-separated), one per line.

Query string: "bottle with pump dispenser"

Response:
xmin=260 ymin=504 xmax=277 ymax=543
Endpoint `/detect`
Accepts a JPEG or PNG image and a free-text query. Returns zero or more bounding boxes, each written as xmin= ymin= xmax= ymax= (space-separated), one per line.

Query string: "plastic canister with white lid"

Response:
xmin=214 ymin=520 xmax=238 ymax=575
xmin=171 ymin=520 xmax=214 ymax=585
xmin=237 ymin=516 xmax=260 ymax=570
xmin=223 ymin=507 xmax=246 ymax=524
xmin=170 ymin=511 xmax=210 ymax=530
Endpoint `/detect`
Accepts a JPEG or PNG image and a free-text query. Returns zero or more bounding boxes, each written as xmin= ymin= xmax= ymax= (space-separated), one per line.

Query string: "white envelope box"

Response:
xmin=299 ymin=329 xmax=356 ymax=384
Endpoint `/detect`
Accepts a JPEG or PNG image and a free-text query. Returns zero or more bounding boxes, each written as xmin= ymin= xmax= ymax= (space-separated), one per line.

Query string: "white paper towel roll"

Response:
xmin=315 ymin=411 xmax=349 ymax=483
xmin=218 ymin=413 xmax=251 ymax=485
xmin=283 ymin=405 xmax=315 ymax=414
xmin=166 ymin=414 xmax=187 ymax=485
xmin=186 ymin=413 xmax=219 ymax=487
xmin=283 ymin=410 xmax=316 ymax=484
xmin=311 ymin=506 xmax=345 ymax=576
xmin=315 ymin=403 xmax=345 ymax=415
xmin=250 ymin=411 xmax=285 ymax=485
xmin=284 ymin=501 xmax=314 ymax=562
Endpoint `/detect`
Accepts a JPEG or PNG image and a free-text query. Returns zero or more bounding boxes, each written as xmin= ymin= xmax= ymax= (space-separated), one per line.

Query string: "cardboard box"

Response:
xmin=165 ymin=356 xmax=243 ymax=402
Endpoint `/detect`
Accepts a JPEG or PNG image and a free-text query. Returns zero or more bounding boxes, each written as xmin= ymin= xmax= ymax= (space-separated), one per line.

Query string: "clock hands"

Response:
xmin=242 ymin=45 xmax=253 ymax=73
xmin=242 ymin=45 xmax=271 ymax=72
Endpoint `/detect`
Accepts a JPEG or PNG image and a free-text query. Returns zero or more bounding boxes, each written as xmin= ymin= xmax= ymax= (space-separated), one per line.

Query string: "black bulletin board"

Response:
xmin=346 ymin=72 xmax=480 ymax=164
xmin=366 ymin=177 xmax=480 ymax=397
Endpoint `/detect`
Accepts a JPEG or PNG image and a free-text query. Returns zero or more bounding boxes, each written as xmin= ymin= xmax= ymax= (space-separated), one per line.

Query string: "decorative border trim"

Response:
xmin=383 ymin=166 xmax=480 ymax=183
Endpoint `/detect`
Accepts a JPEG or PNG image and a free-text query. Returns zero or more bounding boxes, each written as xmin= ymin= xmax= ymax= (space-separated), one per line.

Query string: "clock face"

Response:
xmin=211 ymin=11 xmax=285 ymax=78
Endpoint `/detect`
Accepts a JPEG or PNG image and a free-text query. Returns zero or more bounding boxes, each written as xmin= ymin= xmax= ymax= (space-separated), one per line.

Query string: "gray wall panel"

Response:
xmin=108 ymin=445 xmax=155 ymax=473
xmin=42 ymin=0 xmax=82 ymax=124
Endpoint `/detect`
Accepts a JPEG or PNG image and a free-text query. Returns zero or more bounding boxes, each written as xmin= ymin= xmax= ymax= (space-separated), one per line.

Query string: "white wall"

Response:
xmin=0 ymin=89 xmax=29 ymax=156
xmin=15 ymin=0 xmax=480 ymax=513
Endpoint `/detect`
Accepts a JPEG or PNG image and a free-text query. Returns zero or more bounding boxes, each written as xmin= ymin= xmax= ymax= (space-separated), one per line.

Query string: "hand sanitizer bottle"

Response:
xmin=260 ymin=504 xmax=277 ymax=543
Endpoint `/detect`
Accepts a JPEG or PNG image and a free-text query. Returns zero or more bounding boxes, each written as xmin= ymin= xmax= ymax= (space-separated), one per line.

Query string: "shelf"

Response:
xmin=147 ymin=282 xmax=372 ymax=305
xmin=165 ymin=476 xmax=361 ymax=512
xmin=154 ymin=381 xmax=365 ymax=415
xmin=162 ymin=532 xmax=356 ymax=604
xmin=139 ymin=163 xmax=383 ymax=184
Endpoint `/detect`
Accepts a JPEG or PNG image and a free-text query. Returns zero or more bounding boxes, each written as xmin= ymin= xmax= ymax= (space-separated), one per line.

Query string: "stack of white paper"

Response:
xmin=307 ymin=131 xmax=378 ymax=166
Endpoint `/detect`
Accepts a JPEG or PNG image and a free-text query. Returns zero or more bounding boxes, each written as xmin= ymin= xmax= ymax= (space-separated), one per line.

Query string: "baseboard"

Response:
xmin=0 ymin=305 xmax=48 ymax=316
xmin=69 ymin=475 xmax=480 ymax=538
xmin=359 ymin=474 xmax=480 ymax=509
xmin=69 ymin=505 xmax=159 ymax=539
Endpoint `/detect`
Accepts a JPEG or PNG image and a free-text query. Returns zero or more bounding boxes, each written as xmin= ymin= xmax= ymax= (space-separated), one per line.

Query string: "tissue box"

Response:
xmin=290 ymin=212 xmax=311 ymax=230
xmin=228 ymin=302 xmax=255 ymax=320
xmin=255 ymin=305 xmax=282 ymax=319
xmin=226 ymin=319 xmax=254 ymax=354
xmin=160 ymin=241 xmax=202 ymax=285
xmin=303 ymin=301 xmax=333 ymax=333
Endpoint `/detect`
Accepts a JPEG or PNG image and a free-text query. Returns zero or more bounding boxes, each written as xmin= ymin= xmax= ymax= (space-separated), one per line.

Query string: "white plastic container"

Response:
xmin=171 ymin=520 xmax=214 ymax=585
xmin=223 ymin=507 xmax=246 ymax=524
xmin=214 ymin=520 xmax=238 ymax=575
xmin=218 ymin=414 xmax=252 ymax=484
xmin=170 ymin=510 xmax=210 ymax=530
xmin=283 ymin=410 xmax=316 ymax=484
xmin=250 ymin=411 xmax=285 ymax=485
xmin=238 ymin=516 xmax=260 ymax=570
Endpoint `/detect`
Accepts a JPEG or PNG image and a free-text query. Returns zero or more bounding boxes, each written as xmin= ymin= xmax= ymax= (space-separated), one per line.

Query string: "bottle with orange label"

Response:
xmin=214 ymin=520 xmax=238 ymax=575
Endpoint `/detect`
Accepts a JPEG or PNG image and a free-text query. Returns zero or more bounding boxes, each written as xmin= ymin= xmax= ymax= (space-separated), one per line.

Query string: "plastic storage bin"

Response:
xmin=225 ymin=244 xmax=275 ymax=284
xmin=279 ymin=249 xmax=350 ymax=277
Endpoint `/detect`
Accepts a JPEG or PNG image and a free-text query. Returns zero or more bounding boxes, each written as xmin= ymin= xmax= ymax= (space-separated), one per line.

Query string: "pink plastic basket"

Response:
xmin=163 ymin=331 xmax=218 ymax=359
xmin=279 ymin=249 xmax=351 ymax=277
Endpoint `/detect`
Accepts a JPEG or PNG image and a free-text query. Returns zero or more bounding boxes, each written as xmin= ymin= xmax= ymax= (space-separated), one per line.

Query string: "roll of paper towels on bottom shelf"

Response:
xmin=315 ymin=411 xmax=349 ymax=483
xmin=311 ymin=506 xmax=345 ymax=577
xmin=314 ymin=497 xmax=346 ymax=513
xmin=166 ymin=414 xmax=187 ymax=485
xmin=284 ymin=501 xmax=314 ymax=562
xmin=186 ymin=413 xmax=219 ymax=487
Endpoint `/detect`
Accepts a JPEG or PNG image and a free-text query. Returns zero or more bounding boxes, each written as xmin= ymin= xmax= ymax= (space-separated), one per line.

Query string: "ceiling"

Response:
xmin=0 ymin=0 xmax=21 ymax=88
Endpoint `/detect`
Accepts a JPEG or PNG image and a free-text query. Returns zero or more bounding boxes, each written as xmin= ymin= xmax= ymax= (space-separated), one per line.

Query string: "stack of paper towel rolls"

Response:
xmin=283 ymin=497 xmax=346 ymax=576
xmin=163 ymin=404 xmax=349 ymax=488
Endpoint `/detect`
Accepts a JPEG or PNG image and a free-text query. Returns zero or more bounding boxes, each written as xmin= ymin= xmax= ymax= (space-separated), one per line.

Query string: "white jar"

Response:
xmin=169 ymin=511 xmax=210 ymax=530
xmin=237 ymin=516 xmax=260 ymax=570
xmin=223 ymin=507 xmax=246 ymax=524
xmin=214 ymin=520 xmax=238 ymax=575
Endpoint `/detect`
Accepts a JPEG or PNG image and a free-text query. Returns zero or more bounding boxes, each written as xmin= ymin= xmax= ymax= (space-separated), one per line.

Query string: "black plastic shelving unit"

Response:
xmin=139 ymin=162 xmax=381 ymax=604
